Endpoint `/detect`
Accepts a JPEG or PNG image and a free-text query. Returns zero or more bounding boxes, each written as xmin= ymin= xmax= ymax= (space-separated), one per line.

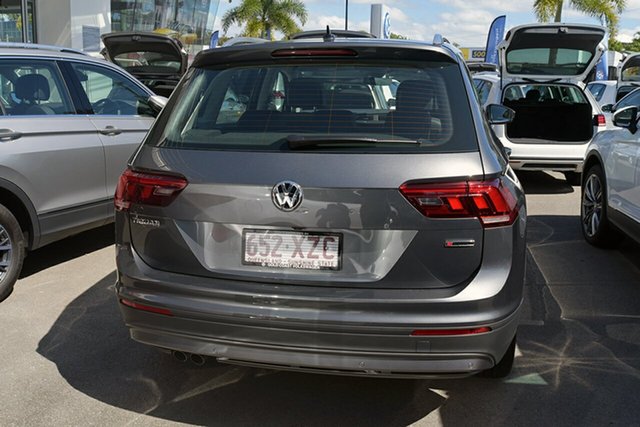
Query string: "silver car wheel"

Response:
xmin=582 ymin=173 xmax=603 ymax=238
xmin=0 ymin=224 xmax=12 ymax=283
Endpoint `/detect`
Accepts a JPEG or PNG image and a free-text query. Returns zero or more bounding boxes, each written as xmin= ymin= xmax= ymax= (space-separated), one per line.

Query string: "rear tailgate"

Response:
xmin=127 ymin=148 xmax=486 ymax=289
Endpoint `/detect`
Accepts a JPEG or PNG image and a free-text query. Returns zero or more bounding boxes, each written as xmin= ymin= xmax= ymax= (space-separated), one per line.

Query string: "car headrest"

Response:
xmin=525 ymin=89 xmax=540 ymax=101
xmin=395 ymin=80 xmax=433 ymax=110
xmin=15 ymin=74 xmax=51 ymax=102
xmin=286 ymin=78 xmax=324 ymax=111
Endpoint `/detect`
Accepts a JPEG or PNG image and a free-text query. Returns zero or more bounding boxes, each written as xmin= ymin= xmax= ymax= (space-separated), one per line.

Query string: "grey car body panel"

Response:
xmin=116 ymin=39 xmax=527 ymax=377
xmin=116 ymin=210 xmax=525 ymax=375
xmin=130 ymin=148 xmax=486 ymax=288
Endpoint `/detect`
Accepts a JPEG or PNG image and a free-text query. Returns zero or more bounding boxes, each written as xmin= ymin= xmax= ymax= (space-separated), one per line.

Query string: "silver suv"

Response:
xmin=115 ymin=35 xmax=527 ymax=378
xmin=0 ymin=43 xmax=163 ymax=300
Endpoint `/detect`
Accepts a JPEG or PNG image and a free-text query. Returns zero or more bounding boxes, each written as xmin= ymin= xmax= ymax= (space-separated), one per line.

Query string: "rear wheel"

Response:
xmin=581 ymin=165 xmax=619 ymax=247
xmin=0 ymin=204 xmax=25 ymax=301
xmin=479 ymin=335 xmax=516 ymax=378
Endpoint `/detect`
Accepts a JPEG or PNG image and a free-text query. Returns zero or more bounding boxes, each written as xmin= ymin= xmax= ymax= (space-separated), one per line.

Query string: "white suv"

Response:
xmin=484 ymin=24 xmax=607 ymax=184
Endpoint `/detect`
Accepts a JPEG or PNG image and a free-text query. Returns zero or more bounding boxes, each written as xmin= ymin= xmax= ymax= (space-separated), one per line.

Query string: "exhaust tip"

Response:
xmin=172 ymin=350 xmax=188 ymax=363
xmin=190 ymin=353 xmax=206 ymax=366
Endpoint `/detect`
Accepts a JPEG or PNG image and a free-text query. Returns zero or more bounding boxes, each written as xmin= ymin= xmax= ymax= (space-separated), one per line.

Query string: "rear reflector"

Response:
xmin=594 ymin=114 xmax=606 ymax=127
xmin=114 ymin=168 xmax=187 ymax=211
xmin=120 ymin=299 xmax=173 ymax=316
xmin=411 ymin=327 xmax=491 ymax=336
xmin=272 ymin=48 xmax=357 ymax=57
xmin=399 ymin=179 xmax=519 ymax=227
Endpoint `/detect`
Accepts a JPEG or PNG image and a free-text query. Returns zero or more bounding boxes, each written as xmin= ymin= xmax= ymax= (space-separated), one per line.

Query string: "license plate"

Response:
xmin=242 ymin=229 xmax=342 ymax=270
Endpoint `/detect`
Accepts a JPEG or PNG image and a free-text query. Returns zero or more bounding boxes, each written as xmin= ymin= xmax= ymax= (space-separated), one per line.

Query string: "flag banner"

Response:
xmin=209 ymin=30 xmax=219 ymax=49
xmin=595 ymin=54 xmax=608 ymax=80
xmin=485 ymin=15 xmax=506 ymax=65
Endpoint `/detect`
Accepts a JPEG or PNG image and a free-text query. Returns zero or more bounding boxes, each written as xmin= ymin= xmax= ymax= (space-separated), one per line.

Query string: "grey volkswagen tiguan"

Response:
xmin=115 ymin=36 xmax=527 ymax=378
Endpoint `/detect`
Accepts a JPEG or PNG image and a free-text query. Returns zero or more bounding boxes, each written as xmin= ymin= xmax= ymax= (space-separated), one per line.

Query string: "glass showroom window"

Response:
xmin=0 ymin=0 xmax=36 ymax=43
xmin=110 ymin=0 xmax=218 ymax=51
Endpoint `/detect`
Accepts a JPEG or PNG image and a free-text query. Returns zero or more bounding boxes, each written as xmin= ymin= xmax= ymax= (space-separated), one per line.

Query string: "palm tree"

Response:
xmin=222 ymin=0 xmax=308 ymax=40
xmin=533 ymin=0 xmax=626 ymax=40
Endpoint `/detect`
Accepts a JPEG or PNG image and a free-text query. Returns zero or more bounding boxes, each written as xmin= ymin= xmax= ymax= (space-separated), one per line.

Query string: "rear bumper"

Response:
xmin=497 ymin=134 xmax=591 ymax=172
xmin=123 ymin=305 xmax=520 ymax=378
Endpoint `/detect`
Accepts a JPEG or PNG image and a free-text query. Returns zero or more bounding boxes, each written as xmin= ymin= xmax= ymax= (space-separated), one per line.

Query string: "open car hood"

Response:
xmin=499 ymin=24 xmax=605 ymax=84
xmin=101 ymin=32 xmax=188 ymax=79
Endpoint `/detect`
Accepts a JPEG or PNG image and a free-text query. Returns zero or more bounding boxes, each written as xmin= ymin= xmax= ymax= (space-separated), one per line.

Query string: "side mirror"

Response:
xmin=148 ymin=95 xmax=168 ymax=115
xmin=486 ymin=104 xmax=515 ymax=125
xmin=612 ymin=106 xmax=639 ymax=133
xmin=601 ymin=104 xmax=614 ymax=113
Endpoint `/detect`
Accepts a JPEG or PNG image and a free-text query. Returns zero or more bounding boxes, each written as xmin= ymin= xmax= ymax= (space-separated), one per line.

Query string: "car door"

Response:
xmin=606 ymin=111 xmax=640 ymax=221
xmin=67 ymin=62 xmax=156 ymax=201
xmin=0 ymin=58 xmax=107 ymax=245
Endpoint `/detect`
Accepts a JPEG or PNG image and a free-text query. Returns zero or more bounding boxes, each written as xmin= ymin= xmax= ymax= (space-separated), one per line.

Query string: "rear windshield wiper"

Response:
xmin=286 ymin=135 xmax=421 ymax=150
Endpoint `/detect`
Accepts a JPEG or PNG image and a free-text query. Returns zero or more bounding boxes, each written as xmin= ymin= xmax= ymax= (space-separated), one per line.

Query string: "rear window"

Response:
xmin=113 ymin=51 xmax=181 ymax=73
xmin=151 ymin=61 xmax=478 ymax=153
xmin=506 ymin=48 xmax=593 ymax=76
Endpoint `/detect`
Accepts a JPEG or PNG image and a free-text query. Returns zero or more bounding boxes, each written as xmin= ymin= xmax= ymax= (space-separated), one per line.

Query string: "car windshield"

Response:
xmin=151 ymin=61 xmax=478 ymax=153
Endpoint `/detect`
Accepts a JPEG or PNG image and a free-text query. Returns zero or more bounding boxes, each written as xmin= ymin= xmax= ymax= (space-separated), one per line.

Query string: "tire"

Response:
xmin=479 ymin=335 xmax=516 ymax=378
xmin=563 ymin=171 xmax=581 ymax=186
xmin=581 ymin=164 xmax=620 ymax=248
xmin=0 ymin=204 xmax=25 ymax=302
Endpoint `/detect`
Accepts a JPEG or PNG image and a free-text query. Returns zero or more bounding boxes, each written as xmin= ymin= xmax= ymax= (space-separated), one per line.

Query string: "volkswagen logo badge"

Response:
xmin=272 ymin=181 xmax=303 ymax=212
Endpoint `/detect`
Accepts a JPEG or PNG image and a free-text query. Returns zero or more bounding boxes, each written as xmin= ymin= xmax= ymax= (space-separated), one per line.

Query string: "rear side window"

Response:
xmin=0 ymin=60 xmax=74 ymax=116
xmin=153 ymin=61 xmax=478 ymax=153
xmin=614 ymin=90 xmax=640 ymax=110
xmin=473 ymin=79 xmax=492 ymax=105
xmin=587 ymin=83 xmax=605 ymax=101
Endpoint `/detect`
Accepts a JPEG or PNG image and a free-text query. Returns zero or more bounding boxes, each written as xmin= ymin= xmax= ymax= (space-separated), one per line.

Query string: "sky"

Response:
xmin=212 ymin=0 xmax=640 ymax=47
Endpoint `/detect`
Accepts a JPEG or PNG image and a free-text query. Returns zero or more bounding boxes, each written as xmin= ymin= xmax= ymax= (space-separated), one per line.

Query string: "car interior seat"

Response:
xmin=285 ymin=78 xmax=325 ymax=112
xmin=12 ymin=74 xmax=56 ymax=115
xmin=384 ymin=80 xmax=434 ymax=140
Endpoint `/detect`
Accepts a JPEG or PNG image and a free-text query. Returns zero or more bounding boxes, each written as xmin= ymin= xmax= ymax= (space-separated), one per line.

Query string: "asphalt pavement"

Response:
xmin=1 ymin=171 xmax=639 ymax=427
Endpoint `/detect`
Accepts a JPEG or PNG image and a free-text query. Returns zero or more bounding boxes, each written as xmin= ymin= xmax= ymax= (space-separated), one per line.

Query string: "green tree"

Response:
xmin=390 ymin=32 xmax=408 ymax=40
xmin=222 ymin=0 xmax=308 ymax=40
xmin=533 ymin=0 xmax=626 ymax=41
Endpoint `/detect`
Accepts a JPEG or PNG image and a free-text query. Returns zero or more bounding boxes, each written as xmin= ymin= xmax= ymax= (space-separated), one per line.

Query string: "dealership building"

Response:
xmin=0 ymin=0 xmax=221 ymax=52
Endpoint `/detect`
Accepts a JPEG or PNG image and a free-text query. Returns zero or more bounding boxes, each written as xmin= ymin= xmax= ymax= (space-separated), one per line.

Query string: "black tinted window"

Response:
xmin=151 ymin=61 xmax=478 ymax=153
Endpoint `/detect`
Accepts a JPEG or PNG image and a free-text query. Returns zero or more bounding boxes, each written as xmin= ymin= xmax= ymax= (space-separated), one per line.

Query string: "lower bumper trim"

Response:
xmin=130 ymin=328 xmax=495 ymax=379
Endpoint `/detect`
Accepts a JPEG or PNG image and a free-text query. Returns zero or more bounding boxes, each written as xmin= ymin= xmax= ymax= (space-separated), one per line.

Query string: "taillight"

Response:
xmin=399 ymin=179 xmax=518 ymax=228
xmin=594 ymin=114 xmax=606 ymax=127
xmin=120 ymin=299 xmax=173 ymax=316
xmin=114 ymin=168 xmax=188 ymax=211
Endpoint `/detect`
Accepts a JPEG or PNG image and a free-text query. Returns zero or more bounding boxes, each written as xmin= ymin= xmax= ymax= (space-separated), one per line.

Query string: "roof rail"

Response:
xmin=0 ymin=42 xmax=88 ymax=55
